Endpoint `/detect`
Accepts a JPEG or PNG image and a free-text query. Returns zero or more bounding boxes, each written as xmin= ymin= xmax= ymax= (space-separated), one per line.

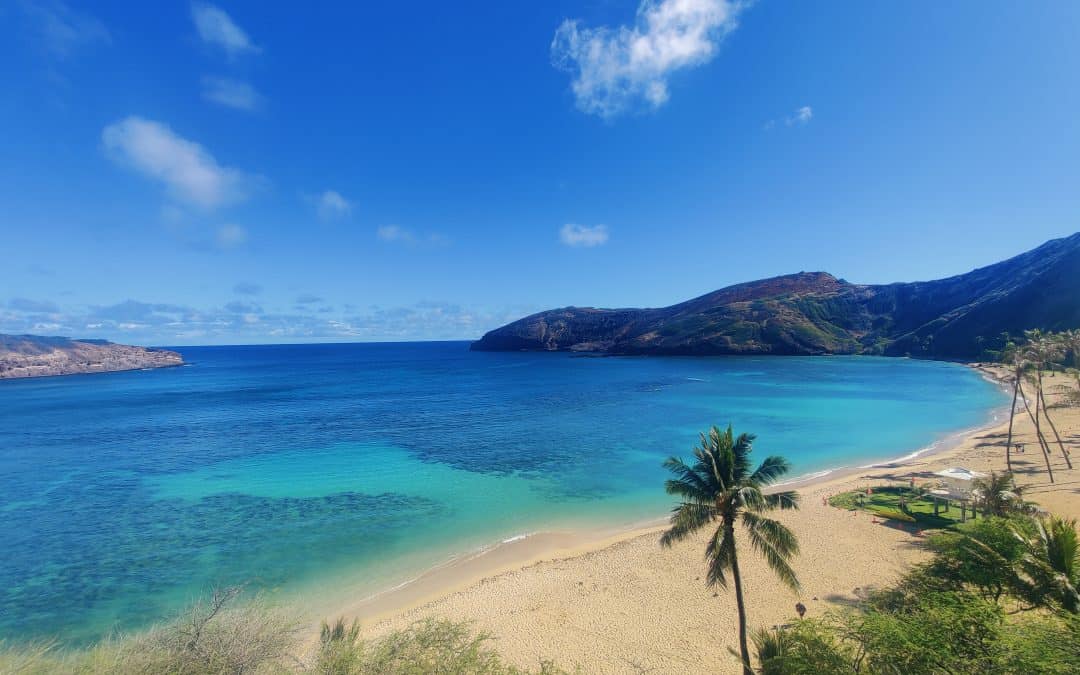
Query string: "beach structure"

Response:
xmin=927 ymin=467 xmax=987 ymax=521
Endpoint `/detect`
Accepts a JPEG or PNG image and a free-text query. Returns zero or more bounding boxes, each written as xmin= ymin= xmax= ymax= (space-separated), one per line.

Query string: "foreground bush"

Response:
xmin=755 ymin=514 xmax=1080 ymax=673
xmin=312 ymin=617 xmax=566 ymax=674
xmin=1 ymin=590 xmax=565 ymax=675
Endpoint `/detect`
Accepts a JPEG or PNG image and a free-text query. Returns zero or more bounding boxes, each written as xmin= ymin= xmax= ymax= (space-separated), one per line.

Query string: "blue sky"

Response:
xmin=2 ymin=1 xmax=1079 ymax=345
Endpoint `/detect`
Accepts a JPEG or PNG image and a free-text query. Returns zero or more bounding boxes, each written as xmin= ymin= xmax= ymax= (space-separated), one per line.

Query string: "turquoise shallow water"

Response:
xmin=0 ymin=342 xmax=1006 ymax=644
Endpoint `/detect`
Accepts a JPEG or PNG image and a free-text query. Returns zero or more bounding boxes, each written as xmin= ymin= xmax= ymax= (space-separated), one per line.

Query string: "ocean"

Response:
xmin=0 ymin=342 xmax=1006 ymax=644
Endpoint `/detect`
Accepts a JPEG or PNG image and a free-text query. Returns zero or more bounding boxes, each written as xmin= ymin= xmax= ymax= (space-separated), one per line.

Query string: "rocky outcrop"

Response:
xmin=0 ymin=334 xmax=183 ymax=379
xmin=473 ymin=233 xmax=1080 ymax=360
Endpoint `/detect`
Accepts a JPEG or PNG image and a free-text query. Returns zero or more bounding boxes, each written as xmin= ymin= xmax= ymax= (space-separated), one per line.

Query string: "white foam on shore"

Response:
xmin=349 ymin=531 xmax=543 ymax=606
xmin=774 ymin=468 xmax=838 ymax=487
xmin=501 ymin=532 xmax=534 ymax=544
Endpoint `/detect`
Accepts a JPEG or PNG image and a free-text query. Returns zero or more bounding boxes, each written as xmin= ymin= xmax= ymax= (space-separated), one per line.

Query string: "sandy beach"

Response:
xmin=329 ymin=364 xmax=1080 ymax=674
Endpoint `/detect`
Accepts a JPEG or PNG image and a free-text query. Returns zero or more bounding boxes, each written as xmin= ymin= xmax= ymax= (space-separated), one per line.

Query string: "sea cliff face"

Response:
xmin=0 ymin=334 xmax=183 ymax=379
xmin=472 ymin=233 xmax=1080 ymax=359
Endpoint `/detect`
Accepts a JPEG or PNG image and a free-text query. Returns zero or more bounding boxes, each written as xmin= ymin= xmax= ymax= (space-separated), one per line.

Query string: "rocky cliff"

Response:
xmin=0 ymin=334 xmax=183 ymax=379
xmin=472 ymin=233 xmax=1080 ymax=359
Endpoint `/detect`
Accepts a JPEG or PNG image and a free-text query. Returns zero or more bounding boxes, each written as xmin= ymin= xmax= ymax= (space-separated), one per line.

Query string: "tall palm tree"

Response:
xmin=1018 ymin=516 xmax=1080 ymax=613
xmin=1003 ymin=350 xmax=1025 ymax=473
xmin=1017 ymin=336 xmax=1057 ymax=481
xmin=660 ymin=426 xmax=799 ymax=675
xmin=1025 ymin=332 xmax=1072 ymax=470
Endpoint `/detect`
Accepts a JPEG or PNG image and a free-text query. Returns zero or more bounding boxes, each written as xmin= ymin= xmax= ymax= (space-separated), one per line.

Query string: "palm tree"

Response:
xmin=1017 ymin=336 xmax=1057 ymax=481
xmin=1003 ymin=350 xmax=1025 ymax=473
xmin=660 ymin=426 xmax=799 ymax=675
xmin=972 ymin=471 xmax=1023 ymax=517
xmin=1025 ymin=332 xmax=1072 ymax=470
xmin=1018 ymin=516 xmax=1080 ymax=613
xmin=1065 ymin=329 xmax=1080 ymax=390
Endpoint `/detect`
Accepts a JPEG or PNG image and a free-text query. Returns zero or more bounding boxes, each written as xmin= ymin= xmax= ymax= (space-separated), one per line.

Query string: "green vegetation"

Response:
xmin=0 ymin=592 xmax=567 ymax=675
xmin=660 ymin=425 xmax=799 ymax=675
xmin=830 ymin=471 xmax=1037 ymax=532
xmin=754 ymin=514 xmax=1080 ymax=674
xmin=829 ymin=486 xmax=966 ymax=529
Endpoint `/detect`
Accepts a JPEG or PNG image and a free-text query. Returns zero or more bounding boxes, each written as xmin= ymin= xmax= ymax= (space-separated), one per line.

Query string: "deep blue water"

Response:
xmin=0 ymin=342 xmax=1005 ymax=644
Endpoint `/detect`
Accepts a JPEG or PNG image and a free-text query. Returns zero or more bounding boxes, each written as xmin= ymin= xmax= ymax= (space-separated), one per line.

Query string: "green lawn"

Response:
xmin=828 ymin=485 xmax=976 ymax=530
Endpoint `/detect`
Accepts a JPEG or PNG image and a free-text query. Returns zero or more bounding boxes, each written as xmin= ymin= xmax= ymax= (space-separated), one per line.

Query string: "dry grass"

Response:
xmin=0 ymin=589 xmax=567 ymax=675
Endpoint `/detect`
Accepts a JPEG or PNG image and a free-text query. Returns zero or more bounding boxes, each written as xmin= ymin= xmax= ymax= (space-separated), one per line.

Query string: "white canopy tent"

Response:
xmin=932 ymin=467 xmax=987 ymax=499
xmin=926 ymin=467 xmax=987 ymax=520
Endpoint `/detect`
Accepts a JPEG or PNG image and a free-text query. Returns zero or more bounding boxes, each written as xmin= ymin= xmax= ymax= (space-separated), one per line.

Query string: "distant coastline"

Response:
xmin=0 ymin=333 xmax=183 ymax=380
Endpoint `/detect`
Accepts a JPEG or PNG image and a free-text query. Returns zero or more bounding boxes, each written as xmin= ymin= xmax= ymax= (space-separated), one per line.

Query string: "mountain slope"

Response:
xmin=472 ymin=233 xmax=1080 ymax=359
xmin=0 ymin=334 xmax=183 ymax=379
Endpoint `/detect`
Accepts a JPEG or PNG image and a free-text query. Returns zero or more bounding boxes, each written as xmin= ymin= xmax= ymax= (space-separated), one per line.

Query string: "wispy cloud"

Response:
xmin=1 ymin=296 xmax=535 ymax=344
xmin=102 ymin=116 xmax=252 ymax=209
xmin=295 ymin=294 xmax=323 ymax=305
xmin=191 ymin=2 xmax=260 ymax=57
xmin=376 ymin=225 xmax=448 ymax=246
xmin=19 ymin=0 xmax=111 ymax=58
xmin=201 ymin=76 xmax=261 ymax=111
xmin=315 ymin=190 xmax=352 ymax=220
xmin=764 ymin=105 xmax=814 ymax=130
xmin=551 ymin=0 xmax=745 ymax=118
xmin=215 ymin=224 xmax=248 ymax=248
xmin=787 ymin=105 xmax=812 ymax=126
xmin=559 ymin=223 xmax=609 ymax=247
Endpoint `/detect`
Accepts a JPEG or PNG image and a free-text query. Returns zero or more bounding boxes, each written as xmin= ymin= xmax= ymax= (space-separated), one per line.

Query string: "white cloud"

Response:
xmin=216 ymin=224 xmax=248 ymax=248
xmin=376 ymin=225 xmax=448 ymax=246
xmin=377 ymin=224 xmax=413 ymax=243
xmin=201 ymin=76 xmax=261 ymax=111
xmin=559 ymin=223 xmax=609 ymax=247
xmin=317 ymin=190 xmax=352 ymax=219
xmin=191 ymin=2 xmax=260 ymax=57
xmin=19 ymin=0 xmax=111 ymax=58
xmin=1 ymin=294 xmax=536 ymax=344
xmin=102 ymin=116 xmax=250 ymax=209
xmin=551 ymin=0 xmax=745 ymax=118
xmin=787 ymin=105 xmax=812 ymax=126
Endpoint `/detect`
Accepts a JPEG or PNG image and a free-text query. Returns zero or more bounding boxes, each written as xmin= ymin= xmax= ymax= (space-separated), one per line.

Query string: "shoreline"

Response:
xmin=0 ymin=360 xmax=185 ymax=381
xmin=338 ymin=359 xmax=1077 ymax=672
xmin=319 ymin=363 xmax=1016 ymax=635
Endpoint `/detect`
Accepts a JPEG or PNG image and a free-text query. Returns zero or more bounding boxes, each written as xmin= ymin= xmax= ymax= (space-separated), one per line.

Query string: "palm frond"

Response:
xmin=705 ymin=525 xmax=734 ymax=588
xmin=662 ymin=456 xmax=714 ymax=502
xmin=731 ymin=429 xmax=755 ymax=482
xmin=737 ymin=484 xmax=766 ymax=512
xmin=743 ymin=511 xmax=800 ymax=591
xmin=764 ymin=490 xmax=800 ymax=511
xmin=660 ymin=502 xmax=716 ymax=548
xmin=750 ymin=455 xmax=791 ymax=487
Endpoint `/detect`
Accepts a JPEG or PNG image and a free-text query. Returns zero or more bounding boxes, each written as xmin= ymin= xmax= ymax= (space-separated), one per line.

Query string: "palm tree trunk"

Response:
xmin=1005 ymin=375 xmax=1019 ymax=472
xmin=729 ymin=528 xmax=753 ymax=675
xmin=1039 ymin=384 xmax=1072 ymax=469
xmin=1018 ymin=378 xmax=1055 ymax=483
